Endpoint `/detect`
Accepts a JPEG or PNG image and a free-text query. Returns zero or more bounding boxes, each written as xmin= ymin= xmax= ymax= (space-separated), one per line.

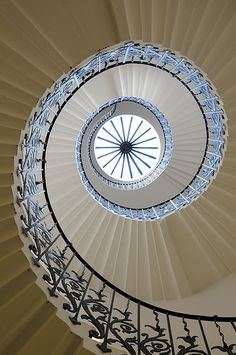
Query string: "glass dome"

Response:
xmin=94 ymin=114 xmax=161 ymax=182
xmin=77 ymin=96 xmax=173 ymax=196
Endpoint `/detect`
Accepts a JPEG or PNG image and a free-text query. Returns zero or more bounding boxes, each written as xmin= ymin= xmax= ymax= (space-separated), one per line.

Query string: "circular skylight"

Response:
xmin=78 ymin=96 xmax=173 ymax=192
xmin=94 ymin=114 xmax=161 ymax=182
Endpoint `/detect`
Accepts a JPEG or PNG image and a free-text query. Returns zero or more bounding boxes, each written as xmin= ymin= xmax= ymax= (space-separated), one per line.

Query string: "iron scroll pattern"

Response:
xmin=15 ymin=41 xmax=235 ymax=354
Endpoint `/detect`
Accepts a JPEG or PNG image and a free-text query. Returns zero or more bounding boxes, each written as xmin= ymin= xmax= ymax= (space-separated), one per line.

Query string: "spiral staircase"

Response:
xmin=1 ymin=1 xmax=236 ymax=354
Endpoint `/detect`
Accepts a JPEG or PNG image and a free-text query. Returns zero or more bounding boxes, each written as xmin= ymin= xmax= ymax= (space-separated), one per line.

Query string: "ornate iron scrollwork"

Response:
xmin=211 ymin=319 xmax=236 ymax=355
xmin=107 ymin=299 xmax=138 ymax=355
xmin=140 ymin=310 xmax=171 ymax=355
xmin=42 ymin=245 xmax=74 ymax=297
xmin=80 ymin=283 xmax=109 ymax=340
xmin=177 ymin=318 xmax=208 ymax=355
xmin=59 ymin=267 xmax=88 ymax=315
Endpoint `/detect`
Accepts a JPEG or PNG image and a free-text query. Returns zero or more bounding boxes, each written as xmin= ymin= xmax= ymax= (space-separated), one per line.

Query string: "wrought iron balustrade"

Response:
xmin=15 ymin=194 xmax=236 ymax=354
xmin=14 ymin=41 xmax=234 ymax=354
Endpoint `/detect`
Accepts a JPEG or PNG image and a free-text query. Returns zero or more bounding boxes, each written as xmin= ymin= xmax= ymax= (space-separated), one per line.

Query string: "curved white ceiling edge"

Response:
xmin=155 ymin=273 xmax=236 ymax=317
xmin=46 ymin=64 xmax=206 ymax=211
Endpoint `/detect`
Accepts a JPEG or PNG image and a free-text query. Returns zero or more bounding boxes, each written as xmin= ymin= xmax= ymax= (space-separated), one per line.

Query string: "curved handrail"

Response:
xmin=15 ymin=41 xmax=234 ymax=354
